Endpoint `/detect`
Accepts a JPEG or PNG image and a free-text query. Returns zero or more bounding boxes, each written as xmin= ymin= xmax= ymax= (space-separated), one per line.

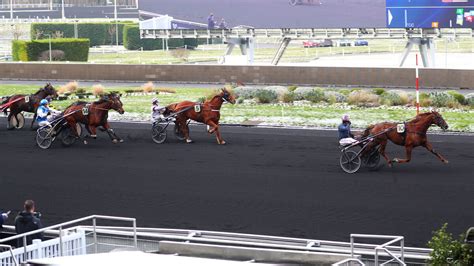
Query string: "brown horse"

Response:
xmin=63 ymin=93 xmax=125 ymax=144
xmin=167 ymin=88 xmax=236 ymax=144
xmin=2 ymin=83 xmax=58 ymax=129
xmin=362 ymin=111 xmax=449 ymax=166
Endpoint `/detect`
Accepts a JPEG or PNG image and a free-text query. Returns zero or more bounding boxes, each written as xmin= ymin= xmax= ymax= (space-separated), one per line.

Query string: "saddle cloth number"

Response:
xmin=194 ymin=105 xmax=201 ymax=113
xmin=82 ymin=106 xmax=89 ymax=116
xmin=397 ymin=123 xmax=405 ymax=133
xmin=25 ymin=96 xmax=30 ymax=103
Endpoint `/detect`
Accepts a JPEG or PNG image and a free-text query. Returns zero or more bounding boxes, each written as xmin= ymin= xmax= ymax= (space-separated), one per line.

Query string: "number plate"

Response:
xmin=194 ymin=105 xmax=201 ymax=113
xmin=25 ymin=96 xmax=30 ymax=103
xmin=397 ymin=124 xmax=405 ymax=133
xmin=82 ymin=107 xmax=89 ymax=116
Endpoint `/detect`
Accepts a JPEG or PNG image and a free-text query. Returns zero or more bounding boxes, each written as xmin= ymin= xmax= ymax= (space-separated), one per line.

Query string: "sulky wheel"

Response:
xmin=174 ymin=123 xmax=185 ymax=141
xmin=365 ymin=149 xmax=381 ymax=171
xmin=7 ymin=113 xmax=25 ymax=130
xmin=36 ymin=127 xmax=54 ymax=150
xmin=340 ymin=150 xmax=361 ymax=174
xmin=60 ymin=124 xmax=81 ymax=147
xmin=152 ymin=123 xmax=167 ymax=144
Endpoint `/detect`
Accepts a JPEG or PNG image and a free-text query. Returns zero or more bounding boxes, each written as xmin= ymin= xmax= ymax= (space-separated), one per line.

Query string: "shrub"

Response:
xmin=305 ymin=89 xmax=325 ymax=103
xmin=282 ymin=92 xmax=296 ymax=103
xmin=12 ymin=39 xmax=89 ymax=62
xmin=123 ymin=24 xmax=197 ymax=51
xmin=446 ymin=90 xmax=466 ymax=105
xmin=380 ymin=90 xmax=409 ymax=106
xmin=234 ymin=86 xmax=258 ymax=99
xmin=59 ymin=81 xmax=79 ymax=94
xmin=264 ymin=86 xmax=288 ymax=100
xmin=420 ymin=92 xmax=432 ymax=107
xmin=339 ymin=89 xmax=351 ymax=96
xmin=324 ymin=91 xmax=347 ymax=104
xmin=427 ymin=223 xmax=474 ymax=265
xmin=92 ymin=84 xmax=105 ymax=96
xmin=293 ymin=87 xmax=315 ymax=100
xmin=254 ymin=89 xmax=278 ymax=103
xmin=157 ymin=88 xmax=176 ymax=94
xmin=142 ymin=82 xmax=154 ymax=93
xmin=348 ymin=90 xmax=380 ymax=107
xmin=372 ymin=88 xmax=386 ymax=95
xmin=465 ymin=93 xmax=474 ymax=107
xmin=429 ymin=91 xmax=457 ymax=108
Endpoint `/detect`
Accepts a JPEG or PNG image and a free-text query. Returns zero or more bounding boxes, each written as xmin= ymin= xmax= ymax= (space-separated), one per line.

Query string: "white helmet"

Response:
xmin=342 ymin=114 xmax=350 ymax=122
xmin=152 ymin=98 xmax=159 ymax=104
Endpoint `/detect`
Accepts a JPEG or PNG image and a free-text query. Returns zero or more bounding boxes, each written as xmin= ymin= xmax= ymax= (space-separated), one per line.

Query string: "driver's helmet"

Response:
xmin=342 ymin=114 xmax=350 ymax=122
xmin=152 ymin=98 xmax=159 ymax=105
xmin=40 ymin=99 xmax=48 ymax=106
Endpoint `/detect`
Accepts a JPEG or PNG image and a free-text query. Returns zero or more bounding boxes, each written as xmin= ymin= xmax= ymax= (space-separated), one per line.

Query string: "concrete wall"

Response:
xmin=0 ymin=63 xmax=472 ymax=88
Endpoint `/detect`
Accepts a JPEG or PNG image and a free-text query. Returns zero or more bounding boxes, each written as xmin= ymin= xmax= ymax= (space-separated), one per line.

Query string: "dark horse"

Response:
xmin=2 ymin=83 xmax=58 ymax=129
xmin=167 ymin=88 xmax=236 ymax=144
xmin=63 ymin=93 xmax=125 ymax=144
xmin=362 ymin=111 xmax=449 ymax=166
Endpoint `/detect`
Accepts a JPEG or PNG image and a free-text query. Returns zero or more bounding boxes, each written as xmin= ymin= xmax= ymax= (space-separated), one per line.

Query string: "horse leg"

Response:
xmin=83 ymin=125 xmax=95 ymax=145
xmin=423 ymin=141 xmax=449 ymax=164
xmin=31 ymin=113 xmax=37 ymax=130
xmin=207 ymin=121 xmax=225 ymax=144
xmin=378 ymin=140 xmax=392 ymax=167
xmin=392 ymin=145 xmax=413 ymax=164
xmin=177 ymin=119 xmax=192 ymax=143
xmin=103 ymin=122 xmax=123 ymax=143
xmin=7 ymin=112 xmax=14 ymax=130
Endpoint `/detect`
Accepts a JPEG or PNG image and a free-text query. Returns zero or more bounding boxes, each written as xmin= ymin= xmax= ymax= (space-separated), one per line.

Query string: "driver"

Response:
xmin=36 ymin=99 xmax=60 ymax=127
xmin=338 ymin=114 xmax=358 ymax=146
xmin=151 ymin=98 xmax=166 ymax=121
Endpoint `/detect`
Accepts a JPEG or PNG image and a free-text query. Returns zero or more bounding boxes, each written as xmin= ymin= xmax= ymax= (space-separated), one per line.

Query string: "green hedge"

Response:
xmin=12 ymin=39 xmax=90 ymax=62
xmin=123 ymin=24 xmax=200 ymax=51
xmin=31 ymin=22 xmax=133 ymax=46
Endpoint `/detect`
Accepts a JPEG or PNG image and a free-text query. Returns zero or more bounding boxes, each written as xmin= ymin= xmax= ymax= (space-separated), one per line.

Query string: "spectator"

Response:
xmin=14 ymin=200 xmax=43 ymax=247
xmin=207 ymin=13 xmax=216 ymax=29
xmin=0 ymin=210 xmax=10 ymax=228
xmin=218 ymin=18 xmax=227 ymax=30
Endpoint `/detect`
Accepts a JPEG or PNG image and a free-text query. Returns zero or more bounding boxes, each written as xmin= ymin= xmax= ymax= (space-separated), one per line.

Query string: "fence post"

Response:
xmin=350 ymin=235 xmax=354 ymax=258
xmin=23 ymin=236 xmax=27 ymax=262
xmin=133 ymin=219 xmax=138 ymax=248
xmin=59 ymin=226 xmax=63 ymax=256
xmin=32 ymin=239 xmax=41 ymax=260
xmin=78 ymin=229 xmax=87 ymax=255
xmin=401 ymin=238 xmax=405 ymax=262
xmin=93 ymin=218 xmax=97 ymax=253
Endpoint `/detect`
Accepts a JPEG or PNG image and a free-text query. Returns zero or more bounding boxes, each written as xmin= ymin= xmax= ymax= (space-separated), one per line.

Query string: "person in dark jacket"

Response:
xmin=207 ymin=13 xmax=216 ymax=29
xmin=338 ymin=114 xmax=357 ymax=145
xmin=14 ymin=200 xmax=43 ymax=247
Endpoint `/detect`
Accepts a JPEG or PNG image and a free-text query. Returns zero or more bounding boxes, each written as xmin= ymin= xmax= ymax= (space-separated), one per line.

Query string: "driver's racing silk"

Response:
xmin=36 ymin=106 xmax=49 ymax=123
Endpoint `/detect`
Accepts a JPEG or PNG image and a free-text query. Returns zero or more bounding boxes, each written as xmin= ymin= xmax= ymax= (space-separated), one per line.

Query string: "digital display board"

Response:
xmin=139 ymin=0 xmax=387 ymax=29
xmin=386 ymin=0 xmax=474 ymax=28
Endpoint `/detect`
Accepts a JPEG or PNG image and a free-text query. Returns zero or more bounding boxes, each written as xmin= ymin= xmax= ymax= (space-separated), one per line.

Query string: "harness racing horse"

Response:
xmin=167 ymin=88 xmax=236 ymax=144
xmin=2 ymin=83 xmax=58 ymax=129
xmin=63 ymin=93 xmax=125 ymax=144
xmin=362 ymin=111 xmax=449 ymax=167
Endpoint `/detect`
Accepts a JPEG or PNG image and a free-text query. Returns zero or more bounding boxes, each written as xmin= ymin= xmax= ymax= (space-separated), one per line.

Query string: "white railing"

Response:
xmin=332 ymin=258 xmax=365 ymax=266
xmin=351 ymin=234 xmax=405 ymax=265
xmin=0 ymin=230 xmax=85 ymax=265
xmin=0 ymin=215 xmax=137 ymax=264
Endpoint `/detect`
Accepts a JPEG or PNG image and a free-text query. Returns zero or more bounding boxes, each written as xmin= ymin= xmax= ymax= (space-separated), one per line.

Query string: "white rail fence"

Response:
xmin=0 ymin=230 xmax=86 ymax=266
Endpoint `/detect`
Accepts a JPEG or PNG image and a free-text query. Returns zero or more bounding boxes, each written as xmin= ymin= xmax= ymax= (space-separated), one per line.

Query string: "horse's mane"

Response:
xmin=65 ymin=101 xmax=88 ymax=109
xmin=94 ymin=98 xmax=109 ymax=104
xmin=408 ymin=112 xmax=433 ymax=123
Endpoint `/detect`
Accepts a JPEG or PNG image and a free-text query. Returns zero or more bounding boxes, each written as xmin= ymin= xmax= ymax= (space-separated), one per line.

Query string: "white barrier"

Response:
xmin=0 ymin=229 xmax=86 ymax=265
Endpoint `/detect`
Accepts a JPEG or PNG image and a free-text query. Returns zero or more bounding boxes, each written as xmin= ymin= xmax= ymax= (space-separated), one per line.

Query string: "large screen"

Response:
xmin=139 ymin=0 xmax=387 ymax=29
xmin=386 ymin=0 xmax=474 ymax=28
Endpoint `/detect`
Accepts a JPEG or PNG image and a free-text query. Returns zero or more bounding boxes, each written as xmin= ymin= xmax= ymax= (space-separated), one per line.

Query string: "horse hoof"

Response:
xmin=443 ymin=160 xmax=449 ymax=164
xmin=119 ymin=139 xmax=124 ymax=143
xmin=83 ymin=140 xmax=88 ymax=145
xmin=186 ymin=139 xmax=194 ymax=143
xmin=112 ymin=139 xmax=118 ymax=144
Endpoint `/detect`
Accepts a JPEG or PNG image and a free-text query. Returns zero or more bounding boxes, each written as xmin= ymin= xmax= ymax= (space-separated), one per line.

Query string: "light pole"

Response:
xmin=46 ymin=34 xmax=52 ymax=62
xmin=10 ymin=0 xmax=13 ymax=20
xmin=61 ymin=0 xmax=65 ymax=20
xmin=114 ymin=0 xmax=119 ymax=49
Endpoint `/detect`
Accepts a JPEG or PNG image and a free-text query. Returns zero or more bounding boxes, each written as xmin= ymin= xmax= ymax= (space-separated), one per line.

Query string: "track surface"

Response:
xmin=0 ymin=119 xmax=472 ymax=247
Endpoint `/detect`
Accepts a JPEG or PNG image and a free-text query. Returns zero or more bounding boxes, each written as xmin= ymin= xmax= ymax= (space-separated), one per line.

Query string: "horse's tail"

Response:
xmin=362 ymin=124 xmax=375 ymax=138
